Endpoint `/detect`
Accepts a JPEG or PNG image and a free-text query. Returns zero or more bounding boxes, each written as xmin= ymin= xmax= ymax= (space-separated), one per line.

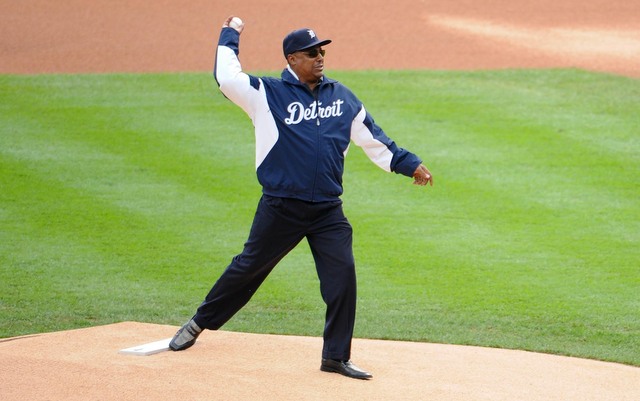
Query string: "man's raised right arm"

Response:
xmin=214 ymin=16 xmax=261 ymax=116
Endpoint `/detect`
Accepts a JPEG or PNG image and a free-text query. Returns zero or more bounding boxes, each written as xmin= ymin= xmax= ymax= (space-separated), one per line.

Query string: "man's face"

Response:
xmin=289 ymin=46 xmax=326 ymax=86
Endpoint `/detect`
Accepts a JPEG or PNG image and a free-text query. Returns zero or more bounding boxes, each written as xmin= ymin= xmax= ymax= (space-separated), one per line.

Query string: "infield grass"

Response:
xmin=1 ymin=69 xmax=638 ymax=366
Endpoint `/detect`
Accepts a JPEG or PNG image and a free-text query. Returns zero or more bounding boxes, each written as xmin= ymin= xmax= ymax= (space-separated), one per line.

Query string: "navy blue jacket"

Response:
xmin=215 ymin=27 xmax=422 ymax=202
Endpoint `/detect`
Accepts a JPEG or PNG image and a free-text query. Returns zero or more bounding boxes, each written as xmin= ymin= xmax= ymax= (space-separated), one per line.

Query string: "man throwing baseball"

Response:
xmin=169 ymin=16 xmax=434 ymax=380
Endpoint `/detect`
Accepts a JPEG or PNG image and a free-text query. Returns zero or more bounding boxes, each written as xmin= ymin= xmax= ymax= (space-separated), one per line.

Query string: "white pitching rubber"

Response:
xmin=119 ymin=338 xmax=172 ymax=356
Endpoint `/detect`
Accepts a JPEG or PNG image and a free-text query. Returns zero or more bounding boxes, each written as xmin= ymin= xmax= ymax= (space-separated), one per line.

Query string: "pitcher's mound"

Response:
xmin=0 ymin=322 xmax=638 ymax=400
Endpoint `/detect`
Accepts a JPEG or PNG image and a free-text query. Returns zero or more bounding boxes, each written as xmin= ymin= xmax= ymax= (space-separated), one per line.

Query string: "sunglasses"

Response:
xmin=301 ymin=48 xmax=326 ymax=58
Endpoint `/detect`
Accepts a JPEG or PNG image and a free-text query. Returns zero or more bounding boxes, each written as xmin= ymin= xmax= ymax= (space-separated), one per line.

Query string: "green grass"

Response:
xmin=1 ymin=69 xmax=638 ymax=366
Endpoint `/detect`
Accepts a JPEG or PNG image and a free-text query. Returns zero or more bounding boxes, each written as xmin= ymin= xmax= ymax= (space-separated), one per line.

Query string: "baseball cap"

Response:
xmin=283 ymin=28 xmax=332 ymax=58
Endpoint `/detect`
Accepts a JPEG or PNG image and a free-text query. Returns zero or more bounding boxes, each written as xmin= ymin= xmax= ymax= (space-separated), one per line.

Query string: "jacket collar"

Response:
xmin=282 ymin=65 xmax=336 ymax=86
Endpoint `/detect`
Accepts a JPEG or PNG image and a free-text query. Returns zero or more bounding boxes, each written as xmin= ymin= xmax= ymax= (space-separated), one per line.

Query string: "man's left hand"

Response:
xmin=412 ymin=164 xmax=433 ymax=186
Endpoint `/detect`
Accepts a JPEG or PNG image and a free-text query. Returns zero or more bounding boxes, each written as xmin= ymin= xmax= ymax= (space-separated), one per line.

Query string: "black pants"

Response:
xmin=193 ymin=195 xmax=357 ymax=361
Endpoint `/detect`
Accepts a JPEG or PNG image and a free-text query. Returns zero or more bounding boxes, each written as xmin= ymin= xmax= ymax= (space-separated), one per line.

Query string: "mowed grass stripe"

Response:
xmin=0 ymin=149 xmax=222 ymax=331
xmin=0 ymin=70 xmax=638 ymax=366
xmin=0 ymin=74 xmax=256 ymax=333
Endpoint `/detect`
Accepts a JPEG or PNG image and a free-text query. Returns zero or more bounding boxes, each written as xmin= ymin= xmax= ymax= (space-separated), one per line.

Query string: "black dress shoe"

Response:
xmin=169 ymin=319 xmax=202 ymax=351
xmin=320 ymin=359 xmax=373 ymax=380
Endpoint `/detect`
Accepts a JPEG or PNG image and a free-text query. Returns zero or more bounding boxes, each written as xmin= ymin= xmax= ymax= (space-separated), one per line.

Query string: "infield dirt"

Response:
xmin=1 ymin=0 xmax=638 ymax=76
xmin=1 ymin=322 xmax=639 ymax=400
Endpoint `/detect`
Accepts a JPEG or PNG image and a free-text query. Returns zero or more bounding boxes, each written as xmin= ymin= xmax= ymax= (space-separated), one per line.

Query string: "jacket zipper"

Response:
xmin=310 ymin=85 xmax=321 ymax=201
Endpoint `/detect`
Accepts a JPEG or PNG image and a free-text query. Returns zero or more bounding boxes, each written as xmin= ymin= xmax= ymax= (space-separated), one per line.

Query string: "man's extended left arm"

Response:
xmin=350 ymin=104 xmax=433 ymax=187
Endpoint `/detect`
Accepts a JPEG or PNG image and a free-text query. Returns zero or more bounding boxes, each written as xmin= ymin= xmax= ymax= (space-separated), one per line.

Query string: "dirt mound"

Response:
xmin=1 ymin=322 xmax=638 ymax=400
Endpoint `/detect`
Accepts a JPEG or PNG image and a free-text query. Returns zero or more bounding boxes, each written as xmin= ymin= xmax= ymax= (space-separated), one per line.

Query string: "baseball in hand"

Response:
xmin=229 ymin=17 xmax=243 ymax=30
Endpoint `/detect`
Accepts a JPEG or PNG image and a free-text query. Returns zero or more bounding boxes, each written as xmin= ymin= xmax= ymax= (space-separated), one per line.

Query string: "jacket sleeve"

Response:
xmin=214 ymin=27 xmax=262 ymax=119
xmin=350 ymin=104 xmax=422 ymax=177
